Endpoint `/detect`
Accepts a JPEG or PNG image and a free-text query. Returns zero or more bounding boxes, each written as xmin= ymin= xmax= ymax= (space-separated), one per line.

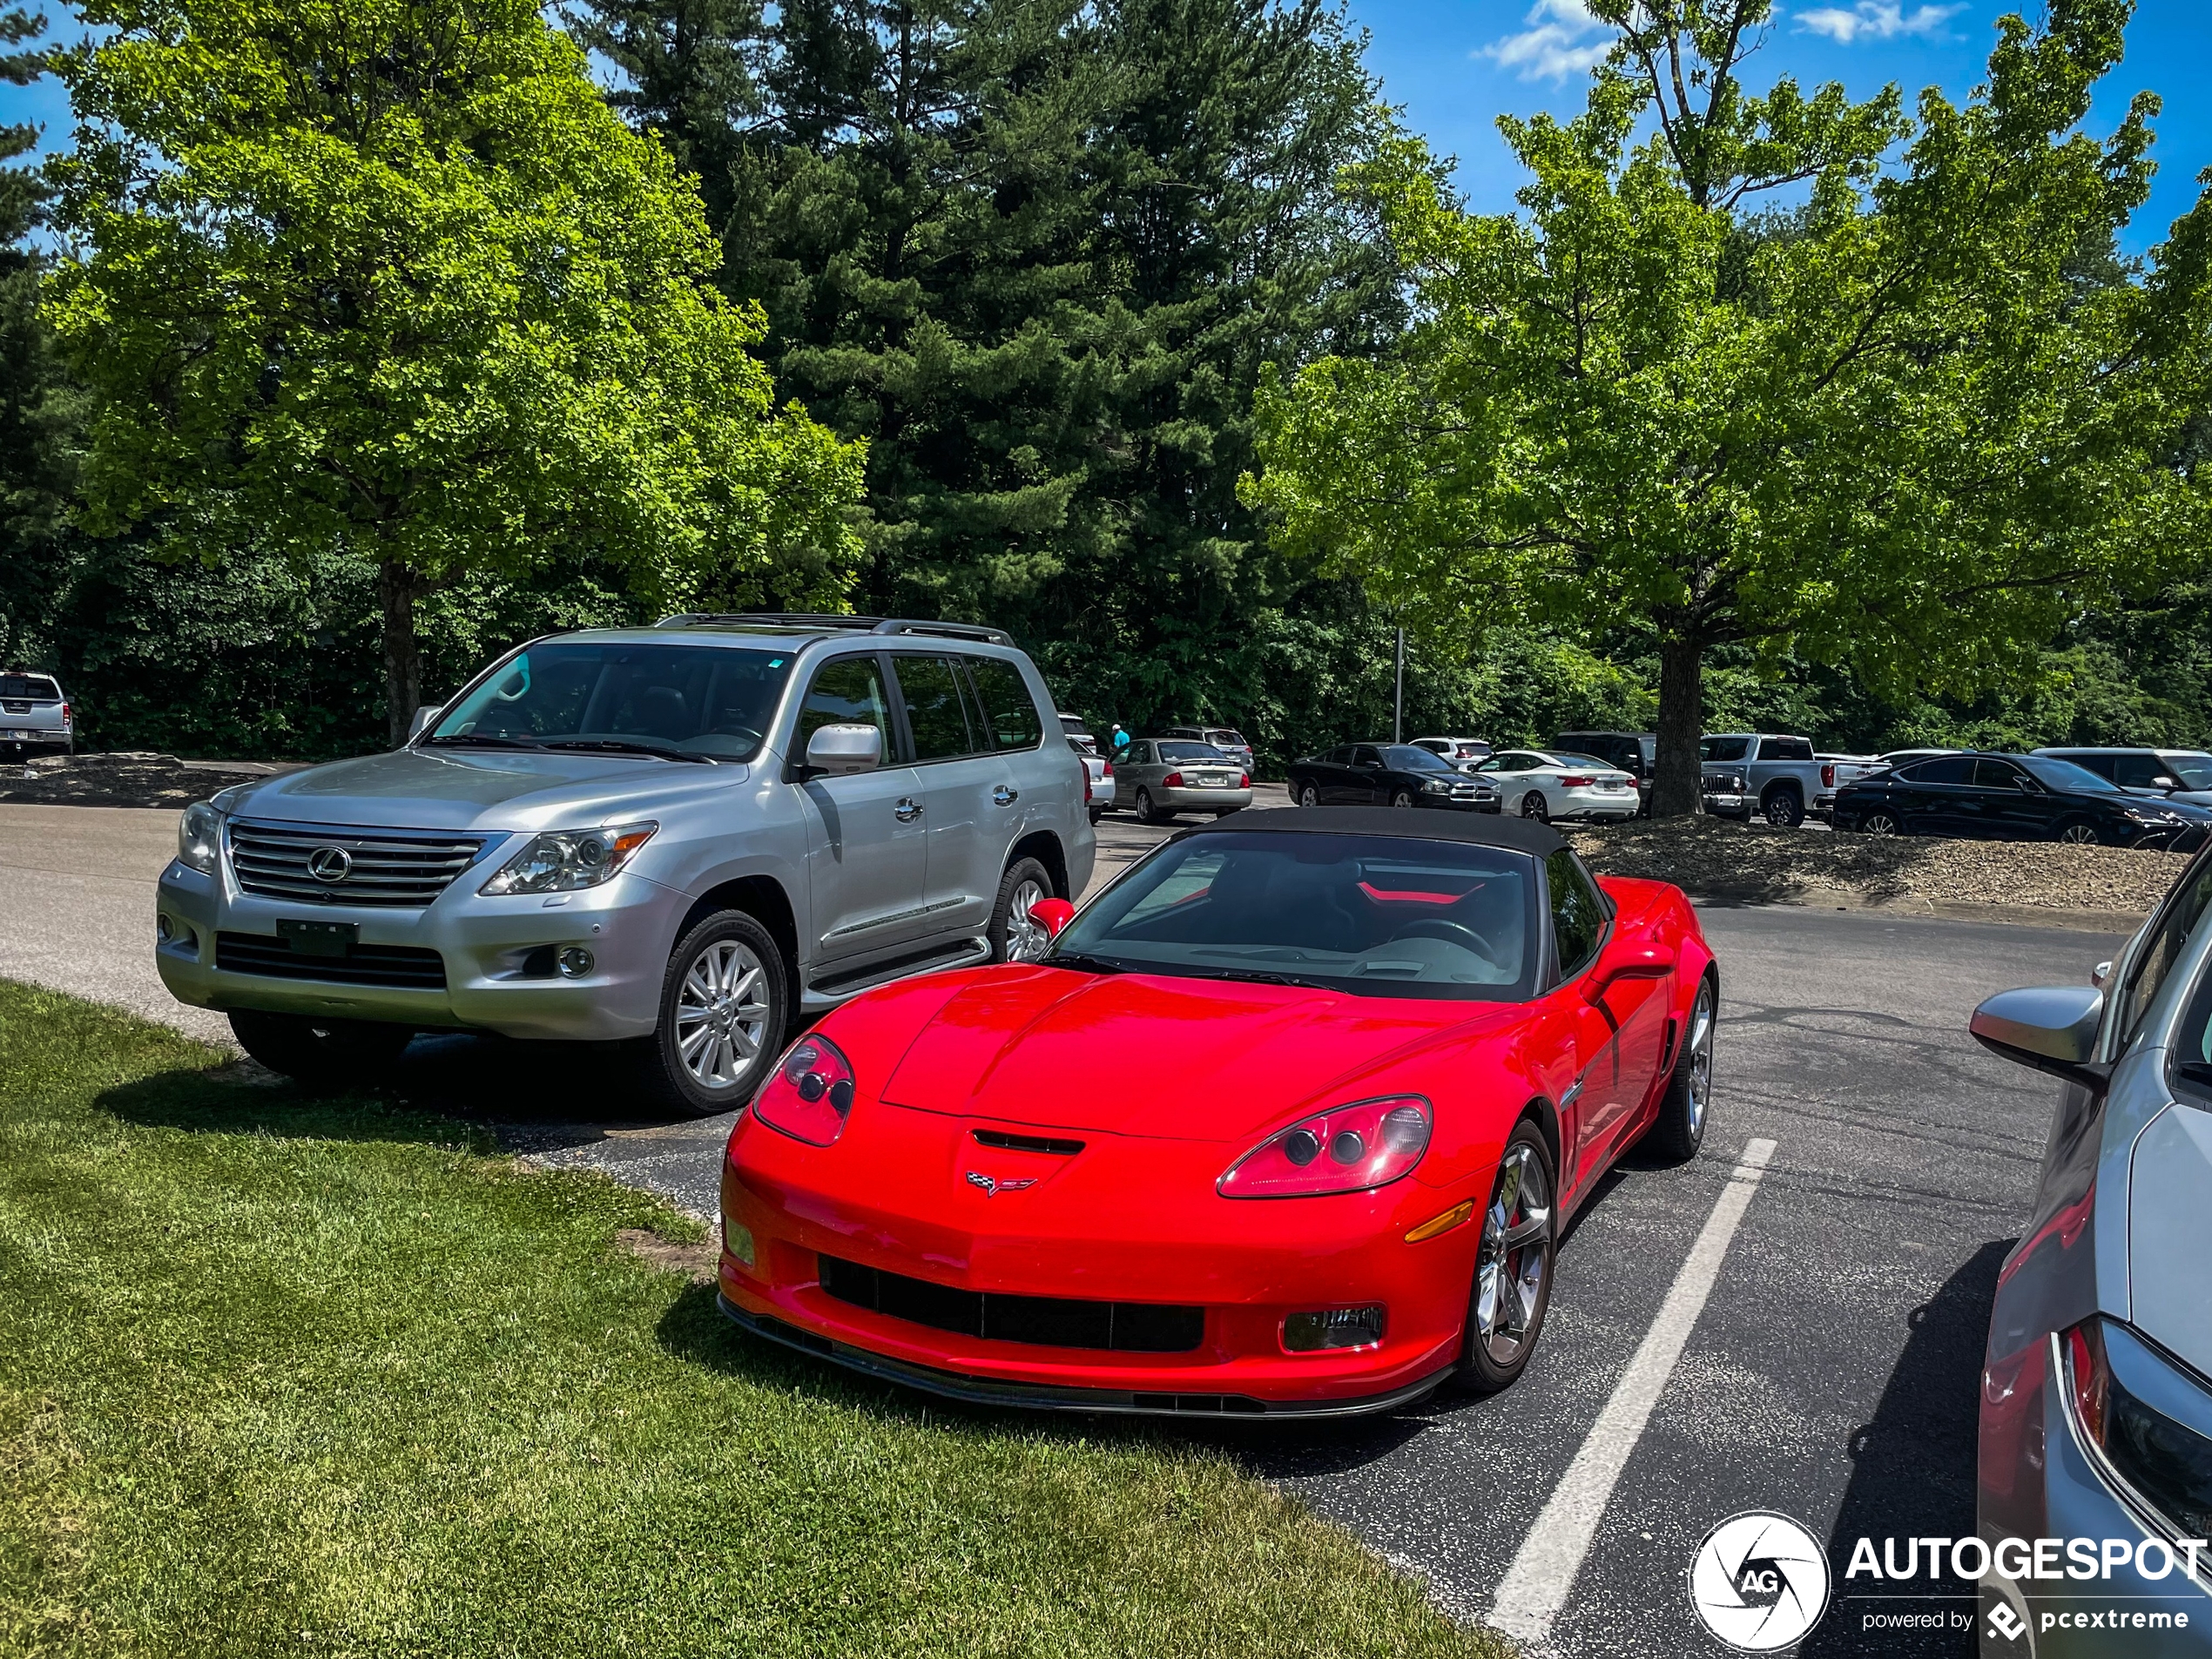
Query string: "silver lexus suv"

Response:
xmin=155 ymin=615 xmax=1095 ymax=1113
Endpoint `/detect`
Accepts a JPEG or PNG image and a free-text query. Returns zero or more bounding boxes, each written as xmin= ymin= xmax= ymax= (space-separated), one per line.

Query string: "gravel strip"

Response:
xmin=0 ymin=752 xmax=286 ymax=809
xmin=1566 ymin=814 xmax=2189 ymax=917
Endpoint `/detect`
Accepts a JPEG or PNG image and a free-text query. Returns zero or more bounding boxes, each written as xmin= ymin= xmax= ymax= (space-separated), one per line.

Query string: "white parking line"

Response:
xmin=1487 ymin=1136 xmax=1779 ymax=1648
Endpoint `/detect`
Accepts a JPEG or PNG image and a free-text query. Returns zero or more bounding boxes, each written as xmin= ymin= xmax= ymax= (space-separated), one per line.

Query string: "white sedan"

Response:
xmin=1471 ymin=750 xmax=1641 ymax=823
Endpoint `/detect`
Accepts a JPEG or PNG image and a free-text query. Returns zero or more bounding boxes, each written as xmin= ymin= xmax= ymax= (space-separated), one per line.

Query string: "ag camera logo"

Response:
xmin=1689 ymin=1511 xmax=1832 ymax=1651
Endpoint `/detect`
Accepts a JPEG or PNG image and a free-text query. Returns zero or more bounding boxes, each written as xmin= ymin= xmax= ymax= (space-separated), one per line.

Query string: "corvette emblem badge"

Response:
xmin=966 ymin=1172 xmax=1037 ymax=1196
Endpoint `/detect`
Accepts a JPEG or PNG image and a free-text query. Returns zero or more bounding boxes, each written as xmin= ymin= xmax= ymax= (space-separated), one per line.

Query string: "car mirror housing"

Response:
xmin=408 ymin=703 xmax=443 ymax=740
xmin=1970 ymin=985 xmax=2111 ymax=1094
xmin=805 ymin=722 xmax=882 ymax=776
xmin=1583 ymin=949 xmax=1670 ymax=1005
xmin=1031 ymin=898 xmax=1075 ymax=940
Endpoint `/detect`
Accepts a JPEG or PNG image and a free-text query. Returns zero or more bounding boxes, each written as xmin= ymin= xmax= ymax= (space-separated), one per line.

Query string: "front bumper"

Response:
xmin=153 ymin=854 xmax=682 ymax=1040
xmin=719 ymin=1104 xmax=1481 ymax=1411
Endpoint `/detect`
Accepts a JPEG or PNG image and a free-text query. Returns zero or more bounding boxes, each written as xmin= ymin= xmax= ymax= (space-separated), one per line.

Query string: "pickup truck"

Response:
xmin=1699 ymin=733 xmax=1839 ymax=827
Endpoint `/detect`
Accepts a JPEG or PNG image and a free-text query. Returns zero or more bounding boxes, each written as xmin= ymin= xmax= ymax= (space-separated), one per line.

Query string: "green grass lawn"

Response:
xmin=0 ymin=981 xmax=1506 ymax=1658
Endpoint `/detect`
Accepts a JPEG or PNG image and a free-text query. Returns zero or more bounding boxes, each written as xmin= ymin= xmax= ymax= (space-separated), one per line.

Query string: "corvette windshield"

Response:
xmin=1049 ymin=831 xmax=1537 ymax=1001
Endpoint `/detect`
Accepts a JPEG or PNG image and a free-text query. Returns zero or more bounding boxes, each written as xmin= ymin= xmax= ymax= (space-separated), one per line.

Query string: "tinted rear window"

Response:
xmin=0 ymin=676 xmax=59 ymax=700
xmin=1158 ymin=741 xmax=1230 ymax=762
xmin=964 ymin=657 xmax=1043 ymax=750
xmin=1702 ymin=737 xmax=1750 ymax=762
xmin=1758 ymin=736 xmax=1816 ymax=761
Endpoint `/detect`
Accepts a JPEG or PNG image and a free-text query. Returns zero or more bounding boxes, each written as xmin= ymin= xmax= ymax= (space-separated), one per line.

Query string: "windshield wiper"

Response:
xmin=1179 ymin=966 xmax=1340 ymax=992
xmin=421 ymin=733 xmax=543 ymax=750
xmin=1043 ymin=952 xmax=1128 ymax=975
xmin=535 ymin=738 xmax=714 ymax=764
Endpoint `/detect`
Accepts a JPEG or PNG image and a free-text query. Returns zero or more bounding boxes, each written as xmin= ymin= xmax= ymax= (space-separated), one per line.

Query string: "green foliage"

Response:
xmin=42 ymin=0 xmax=865 ymax=740
xmin=571 ymin=0 xmax=1418 ymax=744
xmin=1244 ymin=0 xmax=2212 ymax=809
xmin=0 ymin=980 xmax=1501 ymax=1657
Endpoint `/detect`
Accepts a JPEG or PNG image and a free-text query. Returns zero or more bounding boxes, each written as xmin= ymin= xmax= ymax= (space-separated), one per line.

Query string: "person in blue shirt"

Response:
xmin=1110 ymin=724 xmax=1130 ymax=756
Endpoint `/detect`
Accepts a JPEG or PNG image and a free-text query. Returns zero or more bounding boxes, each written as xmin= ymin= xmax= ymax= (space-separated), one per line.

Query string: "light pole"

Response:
xmin=1393 ymin=626 xmax=1405 ymax=745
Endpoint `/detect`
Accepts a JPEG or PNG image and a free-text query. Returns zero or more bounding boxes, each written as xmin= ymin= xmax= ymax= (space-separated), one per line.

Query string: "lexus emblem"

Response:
xmin=965 ymin=1171 xmax=1036 ymax=1196
xmin=306 ymin=846 xmax=353 ymax=884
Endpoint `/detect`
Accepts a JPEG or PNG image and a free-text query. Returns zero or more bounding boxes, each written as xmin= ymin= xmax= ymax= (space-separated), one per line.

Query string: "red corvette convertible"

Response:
xmin=717 ymin=807 xmax=1716 ymax=1416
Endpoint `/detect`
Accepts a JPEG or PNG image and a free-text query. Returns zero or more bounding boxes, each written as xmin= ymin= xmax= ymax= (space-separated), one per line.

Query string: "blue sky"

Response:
xmin=6 ymin=3 xmax=2209 ymax=255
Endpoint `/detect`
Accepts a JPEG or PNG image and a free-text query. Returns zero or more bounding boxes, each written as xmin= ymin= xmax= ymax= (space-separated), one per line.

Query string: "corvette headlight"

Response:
xmin=177 ymin=801 xmax=223 ymax=873
xmin=480 ymin=821 xmax=658 ymax=895
xmin=1219 ymin=1096 xmax=1431 ymax=1197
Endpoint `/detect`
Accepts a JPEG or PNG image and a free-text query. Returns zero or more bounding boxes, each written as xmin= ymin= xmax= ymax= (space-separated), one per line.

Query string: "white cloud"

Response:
xmin=1479 ymin=0 xmax=1618 ymax=82
xmin=1793 ymin=3 xmax=1965 ymax=44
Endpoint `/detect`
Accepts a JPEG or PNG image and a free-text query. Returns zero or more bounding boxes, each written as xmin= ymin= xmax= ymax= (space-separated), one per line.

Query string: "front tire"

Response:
xmin=623 ymin=909 xmax=787 ymax=1117
xmin=1458 ymin=1121 xmax=1556 ymax=1393
xmin=1390 ymin=789 xmax=1416 ymax=809
xmin=227 ymin=1011 xmax=414 ymax=1088
xmin=1761 ymin=786 xmax=1804 ymax=828
xmin=1521 ymin=791 xmax=1548 ymax=822
xmin=1297 ymin=782 xmax=1320 ymax=808
xmin=989 ymin=857 xmax=1056 ymax=962
xmin=1645 ymin=974 xmax=1715 ymax=1163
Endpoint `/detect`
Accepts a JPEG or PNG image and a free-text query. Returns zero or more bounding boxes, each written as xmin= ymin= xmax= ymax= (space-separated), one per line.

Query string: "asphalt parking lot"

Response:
xmin=0 ymin=793 xmax=2125 ymax=1656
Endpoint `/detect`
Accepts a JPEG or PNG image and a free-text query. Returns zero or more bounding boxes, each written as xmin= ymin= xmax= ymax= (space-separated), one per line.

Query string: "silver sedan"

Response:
xmin=1118 ymin=738 xmax=1252 ymax=824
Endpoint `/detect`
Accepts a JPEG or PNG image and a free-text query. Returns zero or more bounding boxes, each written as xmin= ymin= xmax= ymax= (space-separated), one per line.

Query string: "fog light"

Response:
xmin=156 ymin=913 xmax=173 ymax=943
xmin=556 ymin=946 xmax=595 ymax=978
xmin=724 ymin=1218 xmax=755 ymax=1268
xmin=1282 ymin=1305 xmax=1385 ymax=1352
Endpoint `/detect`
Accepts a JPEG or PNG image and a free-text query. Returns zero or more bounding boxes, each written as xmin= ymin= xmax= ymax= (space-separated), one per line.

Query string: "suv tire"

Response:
xmin=228 ymin=1010 xmax=414 ymax=1088
xmin=1761 ymin=786 xmax=1804 ymax=828
xmin=623 ymin=909 xmax=789 ymax=1117
xmin=989 ymin=857 xmax=1056 ymax=962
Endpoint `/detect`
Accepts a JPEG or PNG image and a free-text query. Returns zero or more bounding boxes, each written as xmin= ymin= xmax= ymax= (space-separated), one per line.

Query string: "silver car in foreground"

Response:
xmin=1973 ymin=849 xmax=2212 ymax=1651
xmin=156 ymin=615 xmax=1094 ymax=1113
xmin=1118 ymin=738 xmax=1251 ymax=823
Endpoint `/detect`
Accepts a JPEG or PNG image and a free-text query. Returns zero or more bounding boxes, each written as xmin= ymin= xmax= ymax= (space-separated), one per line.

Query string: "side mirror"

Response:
xmin=408 ymin=703 xmax=444 ymax=740
xmin=1583 ymin=951 xmax=1669 ymax=1004
xmin=1969 ymin=985 xmax=2111 ymax=1094
xmin=2155 ymin=775 xmax=2182 ymax=791
xmin=2091 ymin=960 xmax=2114 ymax=989
xmin=1030 ymin=898 xmax=1075 ymax=940
xmin=805 ymin=722 xmax=882 ymax=776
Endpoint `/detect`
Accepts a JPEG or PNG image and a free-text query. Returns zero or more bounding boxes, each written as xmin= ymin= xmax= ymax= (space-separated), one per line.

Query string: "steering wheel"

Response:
xmin=1393 ymin=917 xmax=1507 ymax=968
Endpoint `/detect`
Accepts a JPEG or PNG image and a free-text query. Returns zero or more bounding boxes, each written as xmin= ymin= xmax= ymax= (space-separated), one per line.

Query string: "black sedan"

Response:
xmin=1287 ymin=743 xmax=1501 ymax=812
xmin=1831 ymin=751 xmax=2211 ymax=847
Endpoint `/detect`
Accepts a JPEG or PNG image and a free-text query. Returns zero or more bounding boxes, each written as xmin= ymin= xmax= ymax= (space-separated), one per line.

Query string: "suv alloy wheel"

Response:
xmin=627 ymin=908 xmax=789 ymax=1116
xmin=990 ymin=858 xmax=1056 ymax=962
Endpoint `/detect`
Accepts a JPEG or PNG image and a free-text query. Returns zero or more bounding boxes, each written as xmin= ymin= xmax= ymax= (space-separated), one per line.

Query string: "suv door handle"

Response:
xmin=894 ymin=798 xmax=923 ymax=822
xmin=993 ymin=785 xmax=1019 ymax=806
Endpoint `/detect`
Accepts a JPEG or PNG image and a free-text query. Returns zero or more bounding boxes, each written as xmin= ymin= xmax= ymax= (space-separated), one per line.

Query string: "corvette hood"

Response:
xmin=877 ymin=967 xmax=1505 ymax=1142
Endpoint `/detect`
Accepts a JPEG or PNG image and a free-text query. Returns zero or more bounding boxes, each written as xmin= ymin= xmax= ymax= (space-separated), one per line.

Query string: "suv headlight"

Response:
xmin=481 ymin=822 xmax=658 ymax=895
xmin=178 ymin=801 xmax=223 ymax=873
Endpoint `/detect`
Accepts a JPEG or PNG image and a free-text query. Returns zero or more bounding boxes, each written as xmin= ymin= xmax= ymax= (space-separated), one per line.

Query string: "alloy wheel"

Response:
xmin=2058 ymin=822 xmax=2101 ymax=845
xmin=672 ymin=938 xmax=772 ymax=1092
xmin=1521 ymin=792 xmax=1548 ymax=822
xmin=1298 ymin=783 xmax=1320 ymax=807
xmin=1863 ymin=812 xmax=1899 ymax=835
xmin=1475 ymin=1143 xmax=1553 ymax=1366
xmin=1685 ymin=981 xmax=1715 ymax=1141
xmin=1004 ymin=874 xmax=1052 ymax=961
xmin=1391 ymin=790 xmax=1415 ymax=809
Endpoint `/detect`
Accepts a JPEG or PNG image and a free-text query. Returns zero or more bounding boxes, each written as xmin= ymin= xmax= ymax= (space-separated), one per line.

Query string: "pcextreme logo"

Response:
xmin=1688 ymin=1512 xmax=1832 ymax=1652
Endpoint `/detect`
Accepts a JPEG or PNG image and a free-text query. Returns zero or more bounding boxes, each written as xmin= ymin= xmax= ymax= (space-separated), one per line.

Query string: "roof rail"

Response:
xmin=656 ymin=612 xmax=1014 ymax=645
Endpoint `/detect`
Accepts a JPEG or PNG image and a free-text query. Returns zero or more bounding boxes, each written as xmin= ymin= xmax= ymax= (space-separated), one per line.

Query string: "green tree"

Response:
xmin=44 ymin=0 xmax=866 ymax=744
xmin=1244 ymin=0 xmax=2212 ymax=813
xmin=568 ymin=0 xmax=1413 ymax=746
xmin=0 ymin=4 xmax=84 ymax=674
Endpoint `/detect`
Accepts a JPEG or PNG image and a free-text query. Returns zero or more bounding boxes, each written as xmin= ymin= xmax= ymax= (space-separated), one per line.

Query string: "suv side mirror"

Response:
xmin=805 ymin=722 xmax=882 ymax=776
xmin=1969 ymin=985 xmax=2110 ymax=1093
xmin=1030 ymin=898 xmax=1075 ymax=940
xmin=2154 ymin=774 xmax=2182 ymax=791
xmin=409 ymin=704 xmax=444 ymax=740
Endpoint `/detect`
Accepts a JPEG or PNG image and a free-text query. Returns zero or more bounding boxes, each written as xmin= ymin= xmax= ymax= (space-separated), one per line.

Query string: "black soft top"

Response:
xmin=1179 ymin=806 xmax=1566 ymax=858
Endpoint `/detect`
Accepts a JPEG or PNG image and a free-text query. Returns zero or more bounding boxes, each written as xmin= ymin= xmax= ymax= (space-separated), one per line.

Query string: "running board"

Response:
xmin=805 ymin=936 xmax=992 ymax=1004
